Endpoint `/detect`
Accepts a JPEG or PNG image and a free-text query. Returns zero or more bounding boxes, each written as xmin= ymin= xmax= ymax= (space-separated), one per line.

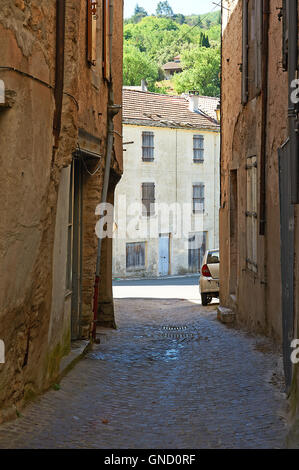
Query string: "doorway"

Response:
xmin=66 ymin=157 xmax=83 ymax=341
xmin=159 ymin=234 xmax=170 ymax=276
xmin=229 ymin=170 xmax=238 ymax=295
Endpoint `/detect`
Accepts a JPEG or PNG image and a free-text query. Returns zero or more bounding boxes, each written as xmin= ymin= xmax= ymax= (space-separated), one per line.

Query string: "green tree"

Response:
xmin=156 ymin=1 xmax=174 ymax=17
xmin=132 ymin=4 xmax=148 ymax=23
xmin=205 ymin=18 xmax=211 ymax=29
xmin=123 ymin=45 xmax=159 ymax=91
xmin=173 ymin=47 xmax=220 ymax=97
xmin=173 ymin=13 xmax=185 ymax=25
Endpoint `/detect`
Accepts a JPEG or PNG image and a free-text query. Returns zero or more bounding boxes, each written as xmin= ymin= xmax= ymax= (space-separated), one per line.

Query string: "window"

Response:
xmin=242 ymin=0 xmax=263 ymax=104
xmin=246 ymin=156 xmax=258 ymax=272
xmin=142 ymin=132 xmax=154 ymax=161
xmin=87 ymin=0 xmax=97 ymax=66
xmin=193 ymin=184 xmax=205 ymax=213
xmin=142 ymin=183 xmax=155 ymax=217
xmin=193 ymin=135 xmax=204 ymax=162
xmin=126 ymin=242 xmax=146 ymax=270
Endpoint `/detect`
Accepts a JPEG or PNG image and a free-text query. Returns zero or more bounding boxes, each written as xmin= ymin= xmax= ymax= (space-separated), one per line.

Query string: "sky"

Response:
xmin=124 ymin=0 xmax=219 ymax=18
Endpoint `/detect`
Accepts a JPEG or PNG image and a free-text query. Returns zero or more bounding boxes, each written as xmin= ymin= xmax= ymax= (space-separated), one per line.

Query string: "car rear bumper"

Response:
xmin=199 ymin=277 xmax=220 ymax=294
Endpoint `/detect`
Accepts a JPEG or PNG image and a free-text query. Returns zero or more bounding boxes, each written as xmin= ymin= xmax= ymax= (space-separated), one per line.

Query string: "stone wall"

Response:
xmin=220 ymin=0 xmax=288 ymax=340
xmin=0 ymin=0 xmax=123 ymax=422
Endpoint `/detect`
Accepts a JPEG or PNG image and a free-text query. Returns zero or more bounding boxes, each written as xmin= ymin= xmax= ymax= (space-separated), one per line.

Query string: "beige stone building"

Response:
xmin=220 ymin=0 xmax=299 ymax=424
xmin=0 ymin=0 xmax=123 ymax=422
xmin=113 ymin=89 xmax=220 ymax=278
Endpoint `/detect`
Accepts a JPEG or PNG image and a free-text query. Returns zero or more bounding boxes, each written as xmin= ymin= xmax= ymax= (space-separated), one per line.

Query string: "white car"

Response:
xmin=199 ymin=249 xmax=220 ymax=306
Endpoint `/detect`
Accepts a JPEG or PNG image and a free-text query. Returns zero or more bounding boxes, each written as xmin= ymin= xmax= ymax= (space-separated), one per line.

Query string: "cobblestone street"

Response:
xmin=0 ymin=279 xmax=288 ymax=448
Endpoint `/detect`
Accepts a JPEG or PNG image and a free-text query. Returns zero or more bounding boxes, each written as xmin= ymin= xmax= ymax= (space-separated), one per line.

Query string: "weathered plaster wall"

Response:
xmin=113 ymin=124 xmax=220 ymax=277
xmin=0 ymin=0 xmax=123 ymax=422
xmin=220 ymin=0 xmax=288 ymax=341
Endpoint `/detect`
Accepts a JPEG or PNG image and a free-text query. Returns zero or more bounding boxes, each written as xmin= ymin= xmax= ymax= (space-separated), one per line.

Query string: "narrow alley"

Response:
xmin=0 ymin=278 xmax=287 ymax=449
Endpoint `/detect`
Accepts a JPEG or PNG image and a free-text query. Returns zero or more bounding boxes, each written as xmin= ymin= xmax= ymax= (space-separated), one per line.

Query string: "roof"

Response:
xmin=194 ymin=95 xmax=220 ymax=121
xmin=162 ymin=61 xmax=183 ymax=71
xmin=122 ymin=89 xmax=220 ymax=131
xmin=123 ymin=85 xmax=143 ymax=91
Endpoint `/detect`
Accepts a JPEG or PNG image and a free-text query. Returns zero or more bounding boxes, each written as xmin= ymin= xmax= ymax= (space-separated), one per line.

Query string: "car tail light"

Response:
xmin=202 ymin=264 xmax=211 ymax=277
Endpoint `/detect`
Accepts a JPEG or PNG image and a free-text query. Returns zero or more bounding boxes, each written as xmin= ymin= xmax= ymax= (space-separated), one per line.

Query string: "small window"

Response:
xmin=142 ymin=132 xmax=154 ymax=161
xmin=87 ymin=0 xmax=97 ymax=66
xmin=142 ymin=182 xmax=155 ymax=217
xmin=193 ymin=184 xmax=205 ymax=213
xmin=193 ymin=135 xmax=204 ymax=162
xmin=126 ymin=242 xmax=146 ymax=270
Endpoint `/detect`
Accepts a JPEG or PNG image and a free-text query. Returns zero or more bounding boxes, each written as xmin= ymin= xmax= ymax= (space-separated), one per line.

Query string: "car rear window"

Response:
xmin=207 ymin=251 xmax=219 ymax=264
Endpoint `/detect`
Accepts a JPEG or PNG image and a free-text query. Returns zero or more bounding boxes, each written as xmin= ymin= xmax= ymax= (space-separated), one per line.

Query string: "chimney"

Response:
xmin=188 ymin=90 xmax=200 ymax=112
xmin=141 ymin=80 xmax=148 ymax=92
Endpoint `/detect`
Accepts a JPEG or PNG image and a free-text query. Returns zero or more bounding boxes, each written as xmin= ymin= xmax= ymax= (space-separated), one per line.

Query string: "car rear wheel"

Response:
xmin=201 ymin=293 xmax=212 ymax=306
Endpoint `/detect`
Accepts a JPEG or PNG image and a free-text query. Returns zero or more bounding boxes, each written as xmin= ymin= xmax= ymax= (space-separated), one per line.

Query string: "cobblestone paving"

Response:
xmin=0 ymin=299 xmax=288 ymax=448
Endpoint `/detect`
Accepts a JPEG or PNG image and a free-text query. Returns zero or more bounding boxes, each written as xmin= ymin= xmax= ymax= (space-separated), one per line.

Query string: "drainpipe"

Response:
xmin=53 ymin=0 xmax=66 ymax=149
xmin=259 ymin=0 xmax=270 ymax=236
xmin=92 ymin=0 xmax=121 ymax=341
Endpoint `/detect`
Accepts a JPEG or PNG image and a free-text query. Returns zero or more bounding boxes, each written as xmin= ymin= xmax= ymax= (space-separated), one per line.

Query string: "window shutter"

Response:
xmin=193 ymin=135 xmax=204 ymax=162
xmin=103 ymin=0 xmax=110 ymax=81
xmin=142 ymin=183 xmax=155 ymax=216
xmin=282 ymin=0 xmax=289 ymax=71
xmin=242 ymin=0 xmax=249 ymax=105
xmin=246 ymin=156 xmax=258 ymax=272
xmin=126 ymin=243 xmax=146 ymax=269
xmin=193 ymin=184 xmax=205 ymax=213
xmin=87 ymin=0 xmax=97 ymax=66
xmin=142 ymin=132 xmax=154 ymax=161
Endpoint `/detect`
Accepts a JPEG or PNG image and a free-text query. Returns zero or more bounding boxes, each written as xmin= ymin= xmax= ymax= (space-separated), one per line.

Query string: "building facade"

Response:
xmin=0 ymin=0 xmax=123 ymax=422
xmin=220 ymin=0 xmax=299 ymax=424
xmin=113 ymin=89 xmax=220 ymax=278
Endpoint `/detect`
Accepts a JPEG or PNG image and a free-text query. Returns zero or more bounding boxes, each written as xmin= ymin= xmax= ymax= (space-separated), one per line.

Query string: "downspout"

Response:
xmin=53 ymin=0 xmax=66 ymax=150
xmin=92 ymin=0 xmax=121 ymax=341
xmin=259 ymin=0 xmax=270 ymax=236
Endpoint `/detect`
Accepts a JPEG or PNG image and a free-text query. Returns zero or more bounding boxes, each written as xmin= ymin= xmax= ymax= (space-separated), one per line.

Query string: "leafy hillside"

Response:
xmin=123 ymin=2 xmax=221 ymax=97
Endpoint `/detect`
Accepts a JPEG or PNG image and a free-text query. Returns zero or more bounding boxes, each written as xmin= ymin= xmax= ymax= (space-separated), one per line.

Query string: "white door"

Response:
xmin=159 ymin=235 xmax=170 ymax=276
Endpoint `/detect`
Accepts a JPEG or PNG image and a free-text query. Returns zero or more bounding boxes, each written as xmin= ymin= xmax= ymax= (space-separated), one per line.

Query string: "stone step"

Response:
xmin=217 ymin=306 xmax=236 ymax=324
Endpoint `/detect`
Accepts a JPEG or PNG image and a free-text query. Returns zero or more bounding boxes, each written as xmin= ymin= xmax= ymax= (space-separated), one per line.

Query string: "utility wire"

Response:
xmin=0 ymin=66 xmax=79 ymax=109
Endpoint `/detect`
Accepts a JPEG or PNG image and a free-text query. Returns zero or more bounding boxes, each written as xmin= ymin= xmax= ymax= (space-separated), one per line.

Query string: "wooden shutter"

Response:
xmin=103 ymin=0 xmax=110 ymax=81
xmin=282 ymin=0 xmax=289 ymax=71
xmin=87 ymin=0 xmax=97 ymax=66
xmin=193 ymin=184 xmax=205 ymax=213
xmin=142 ymin=132 xmax=154 ymax=161
xmin=142 ymin=183 xmax=155 ymax=216
xmin=126 ymin=243 xmax=145 ymax=269
xmin=246 ymin=156 xmax=258 ymax=272
xmin=193 ymin=135 xmax=204 ymax=162
xmin=242 ymin=0 xmax=249 ymax=105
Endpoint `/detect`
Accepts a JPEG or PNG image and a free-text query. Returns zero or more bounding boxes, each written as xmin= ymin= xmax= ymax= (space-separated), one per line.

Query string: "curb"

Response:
xmin=59 ymin=340 xmax=91 ymax=379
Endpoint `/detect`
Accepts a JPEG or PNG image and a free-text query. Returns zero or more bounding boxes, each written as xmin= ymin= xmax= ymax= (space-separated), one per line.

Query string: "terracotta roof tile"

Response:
xmin=162 ymin=61 xmax=183 ymax=71
xmin=122 ymin=89 xmax=219 ymax=130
